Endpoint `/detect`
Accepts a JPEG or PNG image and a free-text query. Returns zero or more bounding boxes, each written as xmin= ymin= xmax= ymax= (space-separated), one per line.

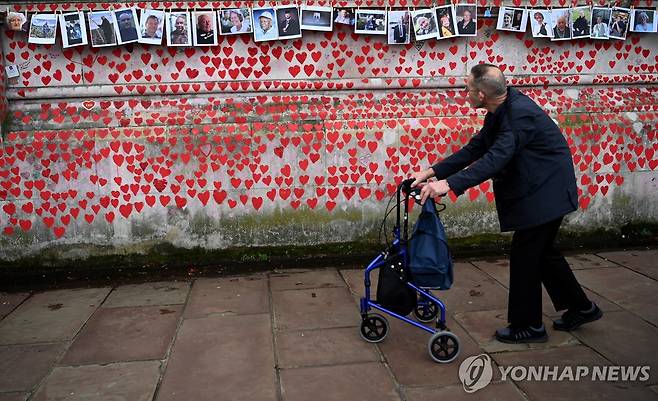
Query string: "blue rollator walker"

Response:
xmin=359 ymin=179 xmax=460 ymax=363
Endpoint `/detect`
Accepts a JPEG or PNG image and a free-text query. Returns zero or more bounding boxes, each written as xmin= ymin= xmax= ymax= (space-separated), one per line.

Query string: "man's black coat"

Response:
xmin=432 ymin=87 xmax=578 ymax=232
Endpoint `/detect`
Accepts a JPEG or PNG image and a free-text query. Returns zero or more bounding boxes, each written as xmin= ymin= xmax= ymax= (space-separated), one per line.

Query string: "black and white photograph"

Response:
xmin=253 ymin=8 xmax=279 ymax=42
xmin=28 ymin=13 xmax=57 ymax=44
xmin=570 ymin=6 xmax=591 ymax=39
xmin=455 ymin=4 xmax=477 ymax=36
xmin=167 ymin=12 xmax=192 ymax=46
xmin=355 ymin=9 xmax=387 ymax=34
xmin=88 ymin=11 xmax=117 ymax=47
xmin=276 ymin=7 xmax=302 ymax=39
xmin=192 ymin=11 xmax=218 ymax=45
xmin=301 ymin=6 xmax=333 ymax=31
xmin=530 ymin=9 xmax=552 ymax=38
xmin=334 ymin=8 xmax=355 ymax=25
xmin=551 ymin=8 xmax=571 ymax=41
xmin=609 ymin=7 xmax=630 ymax=40
xmin=590 ymin=7 xmax=611 ymax=39
xmin=435 ymin=5 xmax=457 ymax=39
xmin=411 ymin=9 xmax=438 ymax=41
xmin=630 ymin=8 xmax=657 ymax=33
xmin=138 ymin=9 xmax=165 ymax=44
xmin=59 ymin=11 xmax=88 ymax=48
xmin=6 ymin=12 xmax=27 ymax=32
xmin=219 ymin=8 xmax=252 ymax=35
xmin=497 ymin=7 xmax=527 ymax=32
xmin=114 ymin=8 xmax=140 ymax=44
xmin=388 ymin=10 xmax=410 ymax=44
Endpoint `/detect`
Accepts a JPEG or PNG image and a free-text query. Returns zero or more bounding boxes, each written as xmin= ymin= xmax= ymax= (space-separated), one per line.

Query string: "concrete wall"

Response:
xmin=1 ymin=1 xmax=657 ymax=267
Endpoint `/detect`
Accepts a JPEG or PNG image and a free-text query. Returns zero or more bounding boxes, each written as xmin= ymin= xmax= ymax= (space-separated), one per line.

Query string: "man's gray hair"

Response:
xmin=470 ymin=64 xmax=507 ymax=97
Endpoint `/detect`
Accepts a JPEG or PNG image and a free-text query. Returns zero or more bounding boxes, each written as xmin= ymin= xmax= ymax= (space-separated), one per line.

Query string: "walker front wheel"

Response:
xmin=360 ymin=313 xmax=389 ymax=343
xmin=428 ymin=331 xmax=460 ymax=363
xmin=413 ymin=301 xmax=439 ymax=323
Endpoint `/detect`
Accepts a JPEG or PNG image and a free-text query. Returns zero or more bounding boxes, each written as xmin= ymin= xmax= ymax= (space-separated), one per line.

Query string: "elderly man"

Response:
xmin=411 ymin=64 xmax=601 ymax=344
xmin=196 ymin=13 xmax=215 ymax=44
xmin=256 ymin=11 xmax=277 ymax=41
xmin=553 ymin=15 xmax=571 ymax=38
xmin=170 ymin=14 xmax=189 ymax=44
xmin=142 ymin=15 xmax=161 ymax=39
xmin=117 ymin=11 xmax=138 ymax=42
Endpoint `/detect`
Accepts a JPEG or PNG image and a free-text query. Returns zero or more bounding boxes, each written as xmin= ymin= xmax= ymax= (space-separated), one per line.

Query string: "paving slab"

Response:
xmin=431 ymin=262 xmax=508 ymax=313
xmin=402 ymin=381 xmax=528 ymax=401
xmin=30 ymin=361 xmax=160 ymax=401
xmin=0 ymin=393 xmax=28 ymax=401
xmin=280 ymin=362 xmax=400 ymax=401
xmin=270 ymin=269 xmax=345 ymax=291
xmin=575 ymin=267 xmax=658 ymax=325
xmin=0 ymin=343 xmax=67 ymax=392
xmin=155 ymin=314 xmax=276 ymax=401
xmin=376 ymin=315 xmax=494 ymax=387
xmin=596 ymin=249 xmax=658 ymax=280
xmin=272 ymin=286 xmax=359 ymax=331
xmin=103 ymin=281 xmax=190 ymax=308
xmin=0 ymin=293 xmax=30 ymax=321
xmin=184 ymin=276 xmax=268 ymax=318
xmin=276 ymin=327 xmax=380 ymax=368
xmin=565 ymin=253 xmax=618 ymax=269
xmin=0 ymin=288 xmax=110 ymax=345
xmin=60 ymin=305 xmax=182 ymax=366
xmin=339 ymin=268 xmax=375 ymax=300
xmin=453 ymin=309 xmax=580 ymax=354
xmin=492 ymin=345 xmax=656 ymax=401
xmin=569 ymin=310 xmax=658 ymax=385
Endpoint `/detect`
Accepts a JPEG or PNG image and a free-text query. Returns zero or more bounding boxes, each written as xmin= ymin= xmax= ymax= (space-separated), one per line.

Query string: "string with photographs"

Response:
xmin=9 ymin=4 xmax=656 ymax=48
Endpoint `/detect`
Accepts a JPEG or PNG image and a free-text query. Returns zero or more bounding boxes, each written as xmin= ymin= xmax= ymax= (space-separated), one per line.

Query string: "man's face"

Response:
xmin=463 ymin=10 xmax=471 ymax=22
xmin=285 ymin=11 xmax=291 ymax=20
xmin=596 ymin=16 xmax=602 ymax=23
xmin=119 ymin=14 xmax=132 ymax=28
xmin=340 ymin=10 xmax=348 ymax=17
xmin=175 ymin=17 xmax=185 ymax=31
xmin=146 ymin=17 xmax=158 ymax=34
xmin=465 ymin=75 xmax=484 ymax=109
xmin=199 ymin=14 xmax=212 ymax=31
xmin=260 ymin=16 xmax=271 ymax=30
xmin=557 ymin=18 xmax=566 ymax=28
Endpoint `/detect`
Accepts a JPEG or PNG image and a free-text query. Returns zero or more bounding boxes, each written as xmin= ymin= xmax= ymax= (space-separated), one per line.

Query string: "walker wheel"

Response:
xmin=428 ymin=331 xmax=460 ymax=363
xmin=413 ymin=301 xmax=439 ymax=323
xmin=360 ymin=313 xmax=389 ymax=343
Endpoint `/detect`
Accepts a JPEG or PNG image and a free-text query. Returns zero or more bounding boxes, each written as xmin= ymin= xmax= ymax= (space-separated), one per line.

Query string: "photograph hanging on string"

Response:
xmin=608 ymin=7 xmax=630 ymax=40
xmin=570 ymin=6 xmax=591 ymax=39
xmin=630 ymin=8 xmax=656 ymax=33
xmin=455 ymin=4 xmax=477 ymax=36
xmin=387 ymin=10 xmax=410 ymax=44
xmin=28 ymin=13 xmax=58 ymax=44
xmin=435 ymin=5 xmax=457 ymax=39
xmin=88 ymin=11 xmax=117 ymax=47
xmin=530 ymin=9 xmax=552 ymax=38
xmin=590 ymin=7 xmax=611 ymax=39
xmin=334 ymin=8 xmax=355 ymax=26
xmin=276 ymin=7 xmax=302 ymax=39
xmin=167 ymin=12 xmax=192 ymax=46
xmin=60 ymin=11 xmax=88 ymax=48
xmin=114 ymin=8 xmax=141 ymax=44
xmin=551 ymin=8 xmax=571 ymax=41
xmin=6 ymin=12 xmax=28 ymax=32
xmin=192 ymin=11 xmax=218 ymax=45
xmin=253 ymin=8 xmax=279 ymax=42
xmin=355 ymin=9 xmax=387 ymax=35
xmin=138 ymin=9 xmax=165 ymax=44
xmin=411 ymin=9 xmax=438 ymax=41
xmin=219 ymin=8 xmax=253 ymax=35
xmin=300 ymin=6 xmax=333 ymax=32
xmin=497 ymin=6 xmax=526 ymax=32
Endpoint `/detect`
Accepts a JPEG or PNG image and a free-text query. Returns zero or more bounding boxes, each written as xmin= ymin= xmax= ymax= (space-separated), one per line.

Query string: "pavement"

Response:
xmin=0 ymin=248 xmax=657 ymax=401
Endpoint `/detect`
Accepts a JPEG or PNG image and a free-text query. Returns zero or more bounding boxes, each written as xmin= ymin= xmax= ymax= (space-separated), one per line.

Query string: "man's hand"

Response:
xmin=410 ymin=168 xmax=435 ymax=187
xmin=418 ymin=179 xmax=450 ymax=205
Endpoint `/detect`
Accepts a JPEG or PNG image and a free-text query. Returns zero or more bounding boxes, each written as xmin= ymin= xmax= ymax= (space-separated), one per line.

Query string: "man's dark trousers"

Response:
xmin=508 ymin=217 xmax=590 ymax=327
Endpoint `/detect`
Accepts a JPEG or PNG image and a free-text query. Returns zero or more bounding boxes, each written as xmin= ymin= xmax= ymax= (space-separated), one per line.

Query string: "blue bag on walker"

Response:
xmin=409 ymin=200 xmax=453 ymax=289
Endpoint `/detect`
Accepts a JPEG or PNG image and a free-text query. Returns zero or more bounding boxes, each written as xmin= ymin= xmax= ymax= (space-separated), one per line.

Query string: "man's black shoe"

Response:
xmin=553 ymin=302 xmax=603 ymax=331
xmin=494 ymin=324 xmax=548 ymax=344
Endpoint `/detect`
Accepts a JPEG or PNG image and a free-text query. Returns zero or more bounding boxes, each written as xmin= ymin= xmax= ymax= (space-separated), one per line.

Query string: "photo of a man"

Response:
xmin=88 ymin=11 xmax=117 ymax=47
xmin=60 ymin=11 xmax=88 ymax=48
xmin=114 ymin=8 xmax=139 ymax=44
xmin=411 ymin=9 xmax=438 ymax=40
xmin=609 ymin=7 xmax=630 ymax=39
xmin=277 ymin=7 xmax=301 ymax=39
xmin=167 ymin=12 xmax=191 ymax=46
xmin=139 ymin=10 xmax=165 ymax=44
xmin=551 ymin=9 xmax=571 ymax=40
xmin=590 ymin=7 xmax=611 ymax=38
xmin=253 ymin=8 xmax=278 ymax=42
xmin=28 ymin=13 xmax=57 ymax=44
xmin=388 ymin=10 xmax=410 ymax=44
xmin=193 ymin=11 xmax=217 ymax=45
xmin=570 ymin=6 xmax=591 ymax=39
